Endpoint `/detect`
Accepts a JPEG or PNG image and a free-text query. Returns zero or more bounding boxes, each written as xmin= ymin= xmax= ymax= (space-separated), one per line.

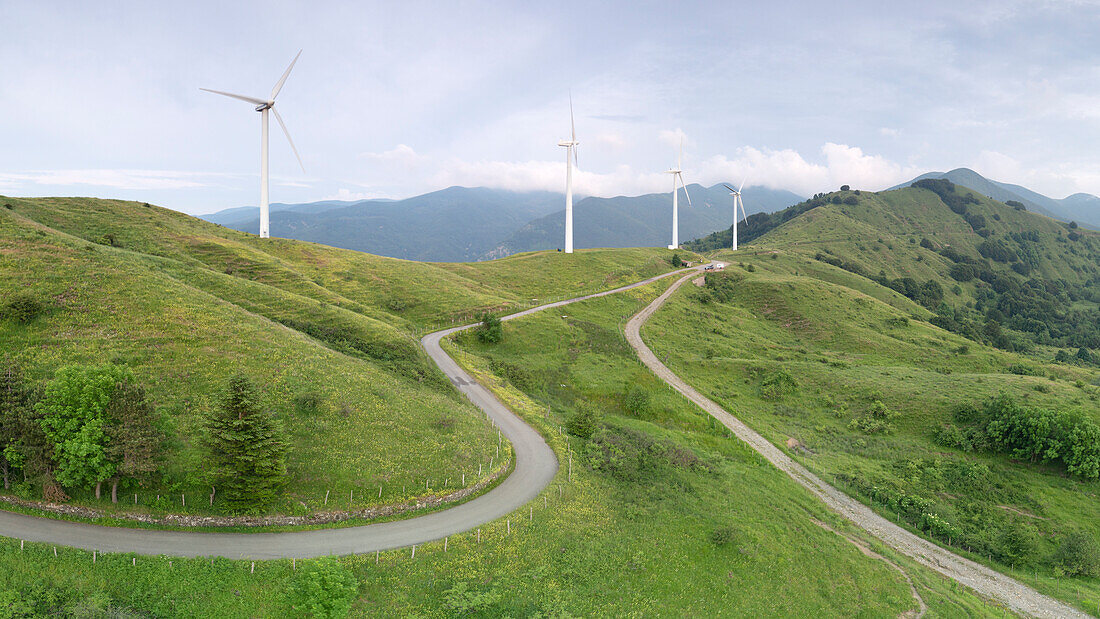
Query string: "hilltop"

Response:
xmin=892 ymin=167 xmax=1100 ymax=229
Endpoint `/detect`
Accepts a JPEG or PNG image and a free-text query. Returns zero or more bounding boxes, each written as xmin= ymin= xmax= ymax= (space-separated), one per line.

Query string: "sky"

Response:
xmin=3 ymin=0 xmax=1100 ymax=215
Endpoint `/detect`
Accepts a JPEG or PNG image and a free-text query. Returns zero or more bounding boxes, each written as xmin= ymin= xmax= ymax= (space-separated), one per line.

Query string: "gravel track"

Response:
xmin=625 ymin=270 xmax=1091 ymax=619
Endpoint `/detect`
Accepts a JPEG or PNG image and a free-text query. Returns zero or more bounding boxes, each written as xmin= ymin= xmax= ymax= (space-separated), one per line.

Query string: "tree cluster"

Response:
xmin=935 ymin=394 xmax=1100 ymax=479
xmin=0 ymin=361 xmax=164 ymax=502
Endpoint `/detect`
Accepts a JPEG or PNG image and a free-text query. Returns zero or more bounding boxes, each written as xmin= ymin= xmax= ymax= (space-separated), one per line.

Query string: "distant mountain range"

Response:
xmin=891 ymin=168 xmax=1100 ymax=230
xmin=200 ymin=185 xmax=804 ymax=262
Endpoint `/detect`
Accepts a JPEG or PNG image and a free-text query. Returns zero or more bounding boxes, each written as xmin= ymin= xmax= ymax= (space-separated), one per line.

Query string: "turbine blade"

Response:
xmin=680 ymin=174 xmax=692 ymax=207
xmin=678 ymin=135 xmax=683 ymax=169
xmin=570 ymin=92 xmax=576 ymax=143
xmin=272 ymin=106 xmax=305 ymax=173
xmin=738 ymin=178 xmax=746 ymax=193
xmin=722 ymin=183 xmax=736 ymax=193
xmin=574 ymin=144 xmax=578 ymax=168
xmin=200 ymin=88 xmax=267 ymax=106
xmin=270 ymin=50 xmax=302 ymax=100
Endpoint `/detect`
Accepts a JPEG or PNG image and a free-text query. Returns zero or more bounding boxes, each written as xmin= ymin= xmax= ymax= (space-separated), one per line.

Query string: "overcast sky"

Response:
xmin=3 ymin=0 xmax=1100 ymax=215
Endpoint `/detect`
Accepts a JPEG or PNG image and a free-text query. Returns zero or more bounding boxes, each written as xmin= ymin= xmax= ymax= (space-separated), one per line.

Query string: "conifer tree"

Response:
xmin=204 ymin=374 xmax=288 ymax=513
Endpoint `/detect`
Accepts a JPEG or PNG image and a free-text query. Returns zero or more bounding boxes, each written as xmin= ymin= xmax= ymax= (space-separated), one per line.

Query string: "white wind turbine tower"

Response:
xmin=666 ymin=137 xmax=691 ymax=249
xmin=558 ymin=96 xmax=579 ymax=253
xmin=723 ymin=181 xmax=748 ymax=250
xmin=202 ymin=51 xmax=306 ymax=239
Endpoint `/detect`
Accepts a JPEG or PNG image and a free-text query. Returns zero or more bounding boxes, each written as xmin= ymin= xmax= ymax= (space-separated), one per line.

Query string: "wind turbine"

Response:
xmin=723 ymin=180 xmax=748 ymax=250
xmin=202 ymin=51 xmax=305 ymax=239
xmin=558 ymin=96 xmax=579 ymax=253
xmin=666 ymin=137 xmax=691 ymax=249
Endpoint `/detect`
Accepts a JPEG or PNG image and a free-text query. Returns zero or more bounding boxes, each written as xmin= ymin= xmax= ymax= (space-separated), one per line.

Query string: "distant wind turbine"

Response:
xmin=558 ymin=96 xmax=579 ymax=253
xmin=202 ymin=50 xmax=305 ymax=239
xmin=723 ymin=181 xmax=749 ymax=250
xmin=666 ymin=137 xmax=691 ymax=249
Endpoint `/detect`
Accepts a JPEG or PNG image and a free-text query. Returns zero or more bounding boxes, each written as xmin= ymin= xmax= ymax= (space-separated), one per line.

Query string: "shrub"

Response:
xmin=477 ymin=313 xmax=503 ymax=344
xmin=920 ymin=238 xmax=935 ymax=249
xmin=760 ymin=371 xmax=797 ymax=400
xmin=1052 ymin=531 xmax=1100 ymax=577
xmin=710 ymin=526 xmax=737 ymax=546
xmin=843 ymin=196 xmax=858 ymax=205
xmin=285 ymin=558 xmax=358 ymax=618
xmin=840 ymin=185 xmax=850 ymax=191
xmin=3 ymin=294 xmax=46 ymax=323
xmin=1006 ymin=200 xmax=1026 ymax=211
xmin=623 ymin=385 xmax=651 ymax=416
xmin=293 ymin=391 xmax=323 ymax=415
xmin=566 ymin=402 xmax=599 ymax=439
xmin=671 ymin=253 xmax=683 ymax=267
xmin=443 ymin=581 xmax=501 ymax=615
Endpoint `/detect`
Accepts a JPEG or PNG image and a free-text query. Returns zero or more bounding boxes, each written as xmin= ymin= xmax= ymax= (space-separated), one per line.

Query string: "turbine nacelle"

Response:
xmin=254 ymin=102 xmax=274 ymax=112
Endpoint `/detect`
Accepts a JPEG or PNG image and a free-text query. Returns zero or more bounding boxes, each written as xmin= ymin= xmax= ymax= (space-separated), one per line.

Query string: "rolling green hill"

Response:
xmin=0 ymin=195 xmax=686 ymax=518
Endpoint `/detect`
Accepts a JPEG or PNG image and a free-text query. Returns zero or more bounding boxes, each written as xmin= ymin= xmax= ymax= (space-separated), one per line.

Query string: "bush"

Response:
xmin=920 ymin=238 xmax=934 ymax=250
xmin=477 ymin=314 xmax=503 ymax=344
xmin=760 ymin=371 xmax=797 ymax=400
xmin=1006 ymin=200 xmax=1026 ymax=211
xmin=843 ymin=196 xmax=858 ymax=206
xmin=286 ymin=558 xmax=358 ymax=618
xmin=293 ymin=391 xmax=323 ymax=415
xmin=1052 ymin=531 xmax=1100 ymax=577
xmin=671 ymin=253 xmax=683 ymax=268
xmin=840 ymin=185 xmax=850 ymax=191
xmin=623 ymin=385 xmax=651 ymax=416
xmin=710 ymin=526 xmax=737 ymax=546
xmin=566 ymin=402 xmax=600 ymax=439
xmin=3 ymin=294 xmax=46 ymax=323
xmin=443 ymin=581 xmax=501 ymax=615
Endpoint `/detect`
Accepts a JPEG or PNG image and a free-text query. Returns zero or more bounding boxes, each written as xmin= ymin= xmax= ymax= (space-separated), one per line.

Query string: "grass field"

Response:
xmin=0 ymin=196 xmax=688 ymax=519
xmin=643 ymin=251 xmax=1100 ymax=614
xmin=0 ymin=279 xmax=1006 ymax=616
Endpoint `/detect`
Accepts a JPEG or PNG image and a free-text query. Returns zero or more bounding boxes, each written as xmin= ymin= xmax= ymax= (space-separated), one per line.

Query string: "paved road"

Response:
xmin=625 ymin=271 xmax=1091 ymax=619
xmin=0 ymin=267 xmax=693 ymax=559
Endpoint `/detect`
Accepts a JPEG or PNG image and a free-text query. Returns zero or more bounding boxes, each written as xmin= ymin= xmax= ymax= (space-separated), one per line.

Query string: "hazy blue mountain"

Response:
xmin=484 ymin=184 xmax=804 ymax=259
xmin=206 ymin=187 xmax=563 ymax=262
xmin=893 ymin=168 xmax=1099 ymax=229
xmin=201 ymin=184 xmax=802 ymax=262
xmin=201 ymin=199 xmax=389 ymax=226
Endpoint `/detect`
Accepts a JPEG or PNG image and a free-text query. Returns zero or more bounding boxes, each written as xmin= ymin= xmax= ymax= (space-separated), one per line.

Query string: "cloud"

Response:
xmin=359 ymin=144 xmax=424 ymax=165
xmin=879 ymin=127 xmax=901 ymax=137
xmin=427 ymin=142 xmax=914 ymax=198
xmin=320 ymin=188 xmax=374 ymax=202
xmin=658 ymin=129 xmax=688 ymax=149
xmin=0 ymin=169 xmax=239 ymax=191
xmin=695 ymin=143 xmax=919 ymax=196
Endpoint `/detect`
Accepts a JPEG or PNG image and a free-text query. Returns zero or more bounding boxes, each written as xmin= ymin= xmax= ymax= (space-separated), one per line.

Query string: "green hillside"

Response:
xmin=669 ymin=185 xmax=1100 ymax=612
xmin=0 ymin=196 xmax=686 ymax=519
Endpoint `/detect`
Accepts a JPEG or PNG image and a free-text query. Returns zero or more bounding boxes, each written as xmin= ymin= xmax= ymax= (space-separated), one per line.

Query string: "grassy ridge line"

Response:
xmin=630 ymin=270 xmax=1092 ymax=618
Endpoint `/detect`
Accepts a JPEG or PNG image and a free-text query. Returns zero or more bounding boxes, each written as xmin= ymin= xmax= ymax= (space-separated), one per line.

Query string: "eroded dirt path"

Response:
xmin=624 ymin=270 xmax=1090 ymax=619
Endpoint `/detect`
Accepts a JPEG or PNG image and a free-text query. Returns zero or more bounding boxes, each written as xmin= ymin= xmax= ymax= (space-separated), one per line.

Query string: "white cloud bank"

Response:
xmin=0 ymin=169 xmax=242 ymax=191
xmin=431 ymin=142 xmax=920 ymax=198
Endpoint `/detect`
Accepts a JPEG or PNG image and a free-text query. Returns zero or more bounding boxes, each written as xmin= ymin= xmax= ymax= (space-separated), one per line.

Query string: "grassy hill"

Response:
xmin=671 ymin=185 xmax=1100 ymax=612
xmin=0 ymin=195 xmax=686 ymax=518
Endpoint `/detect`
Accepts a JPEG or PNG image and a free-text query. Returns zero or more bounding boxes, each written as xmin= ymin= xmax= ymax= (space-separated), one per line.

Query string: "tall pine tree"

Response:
xmin=204 ymin=374 xmax=288 ymax=514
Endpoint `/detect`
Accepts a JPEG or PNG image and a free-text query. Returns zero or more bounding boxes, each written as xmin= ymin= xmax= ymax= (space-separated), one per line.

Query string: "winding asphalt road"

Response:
xmin=626 ymin=270 xmax=1091 ymax=619
xmin=0 ymin=267 xmax=694 ymax=559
